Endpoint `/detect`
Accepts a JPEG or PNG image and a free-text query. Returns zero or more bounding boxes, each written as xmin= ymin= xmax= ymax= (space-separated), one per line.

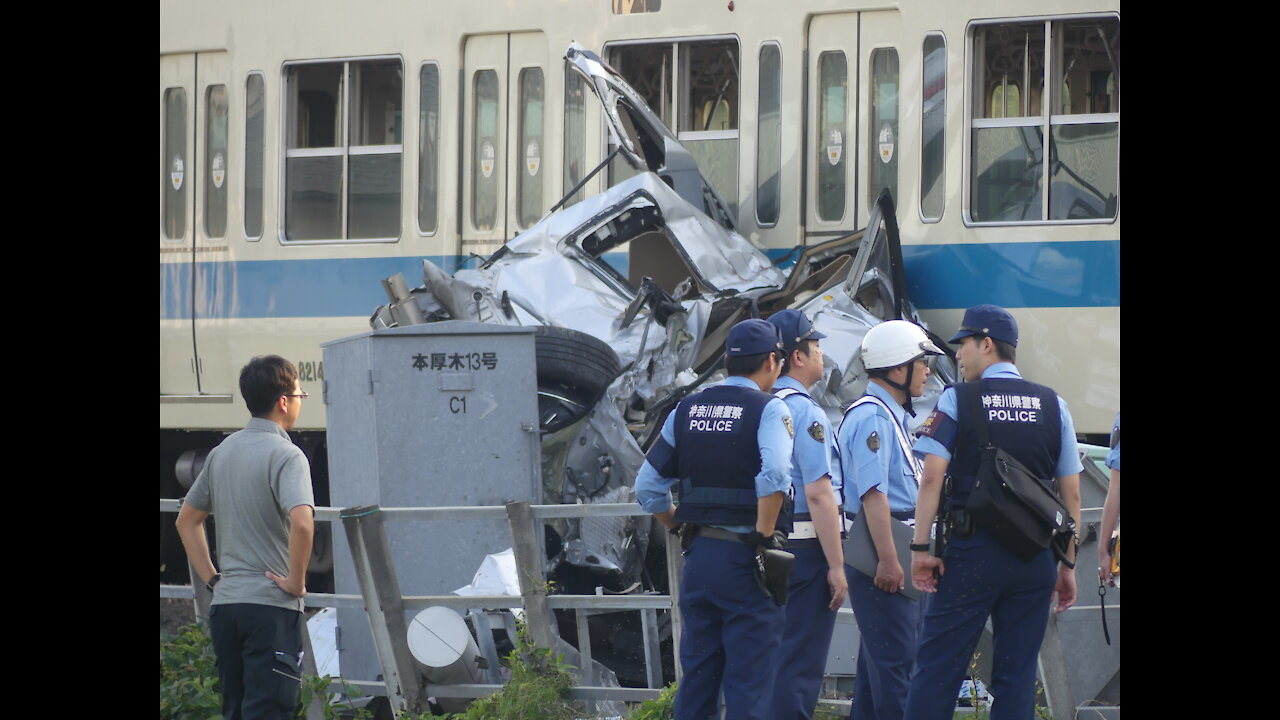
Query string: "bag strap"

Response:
xmin=844 ymin=395 xmax=921 ymax=485
xmin=773 ymin=386 xmax=805 ymax=401
xmin=1098 ymin=582 xmax=1112 ymax=645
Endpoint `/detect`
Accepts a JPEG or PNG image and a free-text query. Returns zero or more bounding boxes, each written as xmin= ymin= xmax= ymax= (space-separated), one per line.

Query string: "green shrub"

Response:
xmin=627 ymin=683 xmax=676 ymax=720
xmin=447 ymin=619 xmax=579 ymax=720
xmin=160 ymin=624 xmax=222 ymax=720
xmin=161 ymin=622 xmax=371 ymax=720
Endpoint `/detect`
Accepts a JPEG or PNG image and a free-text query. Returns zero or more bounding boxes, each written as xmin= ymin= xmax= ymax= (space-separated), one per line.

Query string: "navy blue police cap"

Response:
xmin=767 ymin=309 xmax=827 ymax=352
xmin=948 ymin=304 xmax=1019 ymax=347
xmin=726 ymin=318 xmax=785 ymax=357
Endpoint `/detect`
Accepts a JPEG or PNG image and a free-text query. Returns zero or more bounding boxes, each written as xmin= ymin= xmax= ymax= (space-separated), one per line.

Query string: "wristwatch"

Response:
xmin=206 ymin=572 xmax=222 ymax=592
xmin=909 ymin=542 xmax=931 ymax=552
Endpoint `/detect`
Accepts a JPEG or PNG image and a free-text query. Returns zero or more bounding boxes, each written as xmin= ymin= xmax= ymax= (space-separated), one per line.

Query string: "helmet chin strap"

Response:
xmin=881 ymin=360 xmax=917 ymax=416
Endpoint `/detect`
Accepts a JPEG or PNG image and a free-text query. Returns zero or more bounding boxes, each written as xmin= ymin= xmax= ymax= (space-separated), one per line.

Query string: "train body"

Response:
xmin=160 ymin=0 xmax=1118 ymax=438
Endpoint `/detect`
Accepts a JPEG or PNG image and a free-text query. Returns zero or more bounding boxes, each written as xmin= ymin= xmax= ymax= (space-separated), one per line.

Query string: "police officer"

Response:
xmin=904 ymin=305 xmax=1083 ymax=720
xmin=764 ymin=310 xmax=848 ymax=720
xmin=635 ymin=318 xmax=795 ymax=720
xmin=837 ymin=320 xmax=944 ymax=720
xmin=1098 ymin=412 xmax=1120 ymax=586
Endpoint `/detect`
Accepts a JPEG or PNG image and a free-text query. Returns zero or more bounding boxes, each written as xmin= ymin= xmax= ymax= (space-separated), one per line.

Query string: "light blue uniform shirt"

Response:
xmin=635 ymin=375 xmax=794 ymax=533
xmin=773 ymin=375 xmax=841 ymax=515
xmin=913 ymin=363 xmax=1084 ymax=477
xmin=837 ymin=381 xmax=919 ymax=515
xmin=1105 ymin=412 xmax=1120 ymax=471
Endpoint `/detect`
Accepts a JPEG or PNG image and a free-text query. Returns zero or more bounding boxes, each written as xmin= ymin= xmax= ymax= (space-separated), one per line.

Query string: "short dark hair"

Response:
xmin=726 ymin=351 xmax=772 ymax=377
xmin=240 ymin=355 xmax=298 ymax=417
xmin=780 ymin=339 xmax=813 ymax=375
xmin=974 ymin=334 xmax=1016 ymax=363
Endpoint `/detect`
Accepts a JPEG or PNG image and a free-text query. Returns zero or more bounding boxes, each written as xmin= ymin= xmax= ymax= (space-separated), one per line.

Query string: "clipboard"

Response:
xmin=842 ymin=511 xmax=923 ymax=600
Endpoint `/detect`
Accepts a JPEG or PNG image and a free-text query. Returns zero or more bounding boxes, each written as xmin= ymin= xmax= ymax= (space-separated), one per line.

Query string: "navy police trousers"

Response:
xmin=675 ymin=534 xmax=783 ymax=720
xmin=767 ymin=540 xmax=839 ymax=720
xmin=903 ymin=527 xmax=1057 ymax=720
xmin=845 ymin=565 xmax=925 ymax=720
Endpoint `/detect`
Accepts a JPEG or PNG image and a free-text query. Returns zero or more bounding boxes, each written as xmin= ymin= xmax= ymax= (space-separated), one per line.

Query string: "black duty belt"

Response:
xmin=693 ymin=525 xmax=752 ymax=545
xmin=844 ymin=509 xmax=915 ymax=523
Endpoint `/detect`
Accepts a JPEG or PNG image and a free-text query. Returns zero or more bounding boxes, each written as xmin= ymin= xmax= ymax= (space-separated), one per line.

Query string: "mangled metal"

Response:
xmin=369 ymin=40 xmax=958 ymax=689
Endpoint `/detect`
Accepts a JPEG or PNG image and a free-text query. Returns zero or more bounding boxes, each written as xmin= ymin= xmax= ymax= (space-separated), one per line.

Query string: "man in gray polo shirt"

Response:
xmin=176 ymin=355 xmax=316 ymax=720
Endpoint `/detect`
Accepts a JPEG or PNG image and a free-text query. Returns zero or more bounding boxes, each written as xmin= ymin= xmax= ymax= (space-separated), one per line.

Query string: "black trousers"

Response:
xmin=209 ymin=603 xmax=304 ymax=720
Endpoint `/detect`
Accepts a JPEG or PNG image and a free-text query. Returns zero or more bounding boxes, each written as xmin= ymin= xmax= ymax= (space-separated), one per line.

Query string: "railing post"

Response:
xmin=576 ymin=609 xmax=597 ymax=717
xmin=188 ymin=559 xmax=213 ymax=625
xmin=340 ymin=505 xmax=427 ymax=716
xmin=504 ymin=500 xmax=557 ymax=651
xmin=467 ymin=611 xmax=505 ymax=685
xmin=663 ymin=524 xmax=684 ymax=680
xmin=299 ymin=618 xmax=325 ymax=720
xmin=641 ymin=608 xmax=663 ymax=689
xmin=1037 ymin=612 xmax=1077 ymax=720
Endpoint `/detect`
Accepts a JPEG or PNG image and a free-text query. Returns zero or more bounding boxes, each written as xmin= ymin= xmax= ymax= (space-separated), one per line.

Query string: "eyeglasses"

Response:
xmin=285 ymin=391 xmax=309 ymax=399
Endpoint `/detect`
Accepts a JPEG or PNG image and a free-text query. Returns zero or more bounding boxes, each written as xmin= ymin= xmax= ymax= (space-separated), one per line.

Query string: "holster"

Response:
xmin=679 ymin=523 xmax=697 ymax=554
xmin=753 ymin=547 xmax=795 ymax=605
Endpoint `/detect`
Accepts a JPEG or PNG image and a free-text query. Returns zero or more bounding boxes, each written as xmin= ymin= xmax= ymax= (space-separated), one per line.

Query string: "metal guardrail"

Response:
xmin=160 ymin=499 xmax=682 ymax=716
xmin=161 ymin=495 xmax=1106 ymax=719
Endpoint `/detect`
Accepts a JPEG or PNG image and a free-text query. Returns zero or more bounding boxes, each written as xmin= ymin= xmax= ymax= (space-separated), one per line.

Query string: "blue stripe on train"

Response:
xmin=158 ymin=240 xmax=1117 ymax=320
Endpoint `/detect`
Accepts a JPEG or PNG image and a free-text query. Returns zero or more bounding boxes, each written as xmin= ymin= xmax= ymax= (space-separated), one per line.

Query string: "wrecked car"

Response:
xmin=369 ymin=42 xmax=957 ymax=686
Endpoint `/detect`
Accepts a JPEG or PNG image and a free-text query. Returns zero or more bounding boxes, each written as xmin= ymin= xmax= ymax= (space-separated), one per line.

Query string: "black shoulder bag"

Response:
xmin=962 ymin=385 xmax=1076 ymax=567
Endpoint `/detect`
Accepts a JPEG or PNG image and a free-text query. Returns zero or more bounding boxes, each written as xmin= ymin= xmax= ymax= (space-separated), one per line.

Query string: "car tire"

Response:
xmin=534 ymin=326 xmax=622 ymax=402
xmin=534 ymin=326 xmax=622 ymax=433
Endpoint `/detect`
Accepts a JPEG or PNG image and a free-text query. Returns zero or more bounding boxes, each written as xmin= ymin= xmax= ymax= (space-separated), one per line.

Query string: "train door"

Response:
xmin=159 ymin=51 xmax=234 ymax=401
xmin=805 ymin=11 xmax=899 ymax=242
xmin=462 ymin=32 xmax=548 ymax=256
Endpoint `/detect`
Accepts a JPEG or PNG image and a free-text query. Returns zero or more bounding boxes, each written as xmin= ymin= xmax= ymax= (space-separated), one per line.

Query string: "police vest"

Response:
xmin=666 ymin=384 xmax=791 ymax=531
xmin=948 ymin=378 xmax=1061 ymax=509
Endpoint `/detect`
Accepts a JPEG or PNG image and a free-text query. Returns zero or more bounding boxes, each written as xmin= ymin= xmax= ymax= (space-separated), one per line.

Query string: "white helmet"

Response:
xmin=861 ymin=320 xmax=945 ymax=371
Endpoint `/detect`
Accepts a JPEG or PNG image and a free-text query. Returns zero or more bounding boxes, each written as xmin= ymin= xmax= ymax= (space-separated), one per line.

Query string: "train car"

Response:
xmin=159 ymin=0 xmax=1119 ymax=579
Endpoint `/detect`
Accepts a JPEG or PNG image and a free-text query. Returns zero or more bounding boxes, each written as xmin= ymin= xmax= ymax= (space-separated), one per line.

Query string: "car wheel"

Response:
xmin=534 ymin=326 xmax=622 ymax=432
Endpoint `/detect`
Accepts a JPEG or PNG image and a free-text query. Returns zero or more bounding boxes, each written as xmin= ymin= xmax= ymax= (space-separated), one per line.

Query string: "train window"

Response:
xmin=680 ymin=41 xmax=737 ymax=133
xmin=608 ymin=44 xmax=672 ymax=126
xmin=204 ymin=84 xmax=228 ymax=240
xmin=348 ymin=61 xmax=402 ymax=239
xmin=920 ymin=34 xmax=946 ymax=222
xmin=285 ymin=62 xmax=344 ymax=240
xmin=244 ymin=73 xmax=265 ymax=240
xmin=517 ymin=67 xmax=545 ymax=229
xmin=612 ymin=0 xmax=660 ymax=12
xmin=756 ymin=43 xmax=781 ymax=227
xmin=472 ymin=70 xmax=499 ymax=231
xmin=284 ymin=58 xmax=403 ymax=241
xmin=605 ymin=43 xmax=670 ymax=189
xmin=163 ymin=88 xmax=187 ymax=240
xmin=817 ymin=51 xmax=847 ymax=222
xmin=418 ymin=63 xmax=439 ymax=235
xmin=563 ymin=63 xmax=587 ymax=208
xmin=969 ymin=18 xmax=1117 ymax=223
xmin=607 ymin=39 xmax=739 ymax=215
xmin=974 ymin=24 xmax=1045 ymax=120
xmin=868 ymin=48 xmax=899 ymax=212
xmin=1048 ymin=19 xmax=1119 ymax=220
xmin=679 ymin=39 xmax=739 ymax=218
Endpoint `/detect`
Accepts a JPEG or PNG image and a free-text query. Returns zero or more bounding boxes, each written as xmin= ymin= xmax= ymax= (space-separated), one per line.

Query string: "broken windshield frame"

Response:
xmin=560 ymin=189 xmax=718 ymax=300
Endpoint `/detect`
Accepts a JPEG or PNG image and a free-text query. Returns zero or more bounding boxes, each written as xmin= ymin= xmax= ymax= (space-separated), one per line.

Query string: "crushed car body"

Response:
xmin=368 ymin=42 xmax=958 ymax=686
